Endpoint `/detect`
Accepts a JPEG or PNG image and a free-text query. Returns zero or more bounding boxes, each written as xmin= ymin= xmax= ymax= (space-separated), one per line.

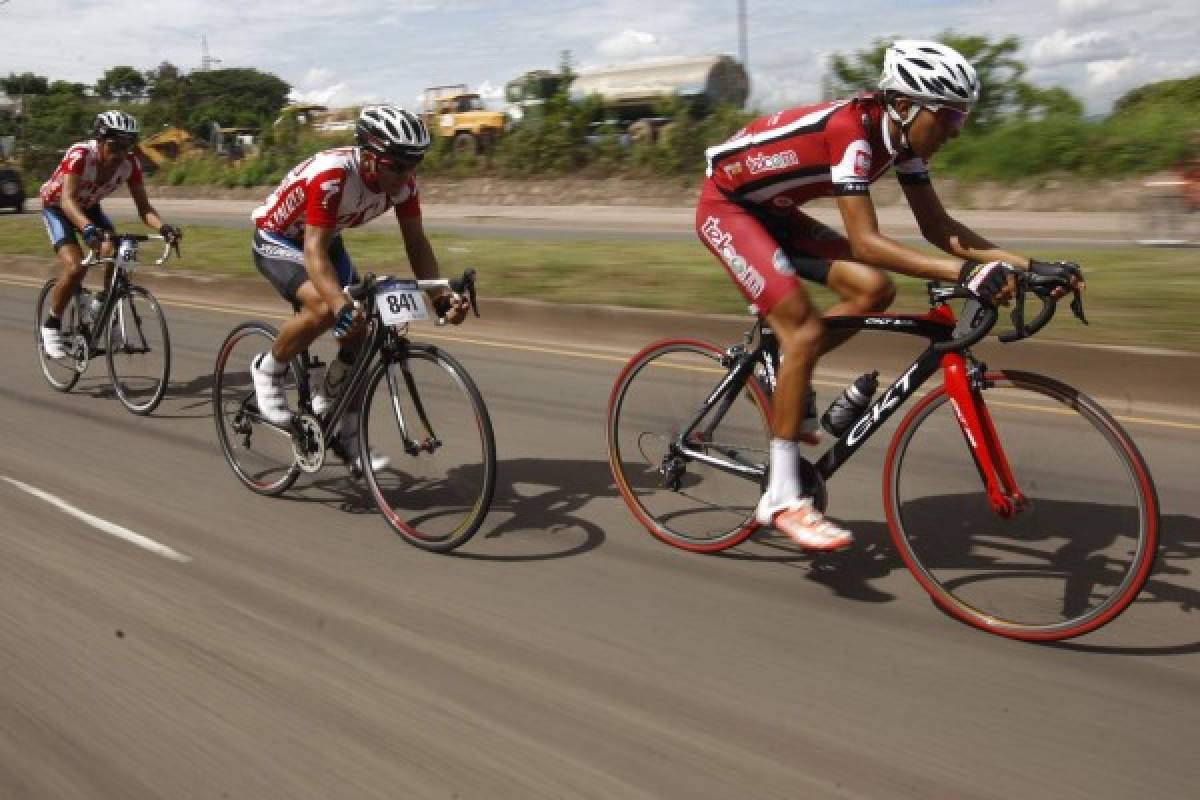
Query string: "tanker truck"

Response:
xmin=504 ymin=54 xmax=749 ymax=142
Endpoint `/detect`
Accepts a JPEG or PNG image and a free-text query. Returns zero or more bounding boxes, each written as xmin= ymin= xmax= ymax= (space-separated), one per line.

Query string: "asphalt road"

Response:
xmin=1 ymin=274 xmax=1198 ymax=799
xmin=97 ymin=196 xmax=1142 ymax=247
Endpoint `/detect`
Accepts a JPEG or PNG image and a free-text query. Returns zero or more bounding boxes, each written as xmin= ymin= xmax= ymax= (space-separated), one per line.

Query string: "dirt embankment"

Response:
xmin=146 ymin=174 xmax=1157 ymax=212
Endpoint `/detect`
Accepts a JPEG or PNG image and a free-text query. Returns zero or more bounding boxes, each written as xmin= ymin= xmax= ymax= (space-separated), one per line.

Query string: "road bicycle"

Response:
xmin=35 ymin=233 xmax=177 ymax=415
xmin=607 ymin=274 xmax=1159 ymax=641
xmin=213 ymin=270 xmax=496 ymax=553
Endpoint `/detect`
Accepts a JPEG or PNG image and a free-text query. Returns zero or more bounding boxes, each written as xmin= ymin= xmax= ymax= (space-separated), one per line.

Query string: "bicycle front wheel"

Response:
xmin=106 ymin=286 xmax=170 ymax=415
xmin=359 ymin=344 xmax=496 ymax=552
xmin=607 ymin=339 xmax=771 ymax=553
xmin=885 ymin=370 xmax=1159 ymax=641
xmin=213 ymin=321 xmax=302 ymax=496
xmin=34 ymin=279 xmax=83 ymax=392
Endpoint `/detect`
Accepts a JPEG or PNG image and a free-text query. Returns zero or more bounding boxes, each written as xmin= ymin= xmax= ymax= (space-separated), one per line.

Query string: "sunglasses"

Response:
xmin=103 ymin=136 xmax=137 ymax=151
xmin=377 ymin=155 xmax=423 ymax=174
xmin=919 ymin=103 xmax=969 ymax=132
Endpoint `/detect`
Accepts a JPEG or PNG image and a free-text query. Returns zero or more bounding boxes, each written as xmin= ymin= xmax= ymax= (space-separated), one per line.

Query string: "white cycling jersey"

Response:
xmin=252 ymin=146 xmax=419 ymax=240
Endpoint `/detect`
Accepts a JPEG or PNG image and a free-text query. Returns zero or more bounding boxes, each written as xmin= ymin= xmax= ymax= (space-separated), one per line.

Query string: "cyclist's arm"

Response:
xmin=903 ymin=181 xmax=1029 ymax=267
xmin=128 ymin=180 xmax=166 ymax=231
xmin=59 ymin=173 xmax=95 ymax=233
xmin=302 ymin=224 xmax=347 ymax=316
xmin=837 ymin=192 xmax=963 ymax=281
xmin=396 ymin=212 xmax=445 ymax=290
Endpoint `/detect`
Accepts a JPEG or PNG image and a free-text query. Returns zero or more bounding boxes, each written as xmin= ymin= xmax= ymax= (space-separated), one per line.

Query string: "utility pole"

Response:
xmin=737 ymin=0 xmax=748 ymax=68
xmin=201 ymin=35 xmax=222 ymax=71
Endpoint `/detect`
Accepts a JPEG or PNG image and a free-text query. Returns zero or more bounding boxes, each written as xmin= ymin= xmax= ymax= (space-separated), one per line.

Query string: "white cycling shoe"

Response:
xmin=41 ymin=325 xmax=68 ymax=359
xmin=251 ymin=352 xmax=293 ymax=426
xmin=755 ymin=495 xmax=854 ymax=551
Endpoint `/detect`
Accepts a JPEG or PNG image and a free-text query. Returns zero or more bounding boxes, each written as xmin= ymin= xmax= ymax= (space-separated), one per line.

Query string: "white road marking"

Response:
xmin=1 ymin=475 xmax=191 ymax=563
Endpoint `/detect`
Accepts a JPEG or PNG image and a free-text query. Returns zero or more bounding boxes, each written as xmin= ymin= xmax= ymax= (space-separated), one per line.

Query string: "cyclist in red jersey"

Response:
xmin=39 ymin=111 xmax=181 ymax=359
xmin=697 ymin=40 xmax=1083 ymax=550
xmin=249 ymin=104 xmax=469 ymax=473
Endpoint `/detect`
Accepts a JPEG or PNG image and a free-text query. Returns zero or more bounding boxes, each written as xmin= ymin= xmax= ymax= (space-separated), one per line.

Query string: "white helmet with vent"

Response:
xmin=93 ymin=110 xmax=140 ymax=140
xmin=879 ymin=40 xmax=980 ymax=106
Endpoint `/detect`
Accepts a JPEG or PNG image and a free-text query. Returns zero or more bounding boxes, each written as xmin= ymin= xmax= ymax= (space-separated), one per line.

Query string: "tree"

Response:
xmin=48 ymin=80 xmax=87 ymax=97
xmin=178 ymin=68 xmax=290 ymax=137
xmin=95 ymin=65 xmax=147 ymax=101
xmin=2 ymin=72 xmax=49 ymax=96
xmin=1114 ymin=75 xmax=1200 ymax=114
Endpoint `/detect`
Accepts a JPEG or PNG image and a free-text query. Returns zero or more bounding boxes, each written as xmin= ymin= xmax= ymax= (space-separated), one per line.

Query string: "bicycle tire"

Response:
xmin=106 ymin=286 xmax=171 ymax=415
xmin=884 ymin=370 xmax=1159 ymax=641
xmin=359 ymin=343 xmax=496 ymax=552
xmin=34 ymin=279 xmax=83 ymax=392
xmin=213 ymin=321 xmax=302 ymax=496
xmin=607 ymin=339 xmax=772 ymax=553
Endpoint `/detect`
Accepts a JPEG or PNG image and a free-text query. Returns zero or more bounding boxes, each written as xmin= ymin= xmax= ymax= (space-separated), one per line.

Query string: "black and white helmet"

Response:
xmin=879 ymin=40 xmax=980 ymax=106
xmin=355 ymin=105 xmax=431 ymax=159
xmin=93 ymin=110 xmax=140 ymax=140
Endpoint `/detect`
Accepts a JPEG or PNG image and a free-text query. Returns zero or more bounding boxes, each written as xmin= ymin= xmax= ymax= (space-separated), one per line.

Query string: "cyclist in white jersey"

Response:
xmin=39 ymin=111 xmax=181 ymax=358
xmin=249 ymin=105 xmax=469 ymax=473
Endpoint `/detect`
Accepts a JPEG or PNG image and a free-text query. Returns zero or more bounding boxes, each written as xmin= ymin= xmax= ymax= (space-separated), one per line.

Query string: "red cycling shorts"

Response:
xmin=695 ymin=180 xmax=852 ymax=316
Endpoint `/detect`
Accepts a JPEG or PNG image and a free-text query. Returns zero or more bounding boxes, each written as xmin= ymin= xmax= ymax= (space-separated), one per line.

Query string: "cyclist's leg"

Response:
xmin=782 ymin=210 xmax=896 ymax=354
xmin=44 ymin=205 xmax=112 ymax=318
xmin=249 ymin=231 xmax=316 ymax=423
xmin=696 ymin=188 xmax=851 ymax=549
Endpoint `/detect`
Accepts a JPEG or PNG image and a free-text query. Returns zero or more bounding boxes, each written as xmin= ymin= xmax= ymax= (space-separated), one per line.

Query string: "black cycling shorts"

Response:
xmin=251 ymin=230 xmax=357 ymax=307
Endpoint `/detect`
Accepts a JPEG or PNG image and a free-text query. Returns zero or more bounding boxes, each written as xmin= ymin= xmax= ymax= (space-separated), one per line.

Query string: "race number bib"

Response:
xmin=376 ymin=278 xmax=429 ymax=324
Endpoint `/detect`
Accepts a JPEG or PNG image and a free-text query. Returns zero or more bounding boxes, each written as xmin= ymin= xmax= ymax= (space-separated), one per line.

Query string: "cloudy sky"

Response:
xmin=1 ymin=0 xmax=1195 ymax=116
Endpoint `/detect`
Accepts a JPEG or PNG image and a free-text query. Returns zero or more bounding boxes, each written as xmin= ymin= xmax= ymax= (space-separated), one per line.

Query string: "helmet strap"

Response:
xmin=885 ymin=97 xmax=921 ymax=152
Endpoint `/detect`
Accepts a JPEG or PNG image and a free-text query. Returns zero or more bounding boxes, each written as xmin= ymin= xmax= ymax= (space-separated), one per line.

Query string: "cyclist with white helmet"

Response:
xmin=39 ymin=110 xmax=181 ymax=359
xmin=249 ymin=104 xmax=469 ymax=473
xmin=697 ymin=39 xmax=1084 ymax=551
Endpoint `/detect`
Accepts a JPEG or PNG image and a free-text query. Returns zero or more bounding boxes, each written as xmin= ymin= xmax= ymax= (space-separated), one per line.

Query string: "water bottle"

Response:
xmin=78 ymin=289 xmax=98 ymax=321
xmin=821 ymin=371 xmax=879 ymax=436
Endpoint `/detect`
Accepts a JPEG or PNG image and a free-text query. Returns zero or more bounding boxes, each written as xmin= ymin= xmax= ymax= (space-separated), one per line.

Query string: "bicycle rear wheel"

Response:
xmin=34 ymin=279 xmax=83 ymax=392
xmin=607 ymin=339 xmax=771 ymax=553
xmin=885 ymin=370 xmax=1159 ymax=641
xmin=106 ymin=286 xmax=170 ymax=415
xmin=359 ymin=344 xmax=496 ymax=552
xmin=213 ymin=321 xmax=302 ymax=496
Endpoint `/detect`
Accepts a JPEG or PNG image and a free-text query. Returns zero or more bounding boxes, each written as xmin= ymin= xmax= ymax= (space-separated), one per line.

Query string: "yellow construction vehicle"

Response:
xmin=419 ymin=85 xmax=507 ymax=155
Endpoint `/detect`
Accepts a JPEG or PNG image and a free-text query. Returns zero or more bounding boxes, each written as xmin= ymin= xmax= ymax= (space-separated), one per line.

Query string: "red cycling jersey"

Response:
xmin=252 ymin=147 xmax=420 ymax=240
xmin=696 ymin=94 xmax=932 ymax=315
xmin=39 ymin=140 xmax=143 ymax=209
xmin=705 ymin=94 xmax=929 ymax=210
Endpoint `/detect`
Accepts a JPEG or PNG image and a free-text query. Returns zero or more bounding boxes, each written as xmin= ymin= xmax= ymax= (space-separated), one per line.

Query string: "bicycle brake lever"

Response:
xmin=1070 ymin=289 xmax=1088 ymax=325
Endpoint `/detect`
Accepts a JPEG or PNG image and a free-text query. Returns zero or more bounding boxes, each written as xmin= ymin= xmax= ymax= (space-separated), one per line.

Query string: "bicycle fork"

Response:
xmin=386 ymin=356 xmax=441 ymax=457
xmin=941 ymin=353 xmax=1027 ymax=518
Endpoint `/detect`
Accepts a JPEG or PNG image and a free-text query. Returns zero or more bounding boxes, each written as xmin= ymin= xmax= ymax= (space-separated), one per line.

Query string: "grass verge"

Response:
xmin=2 ymin=213 xmax=1196 ymax=351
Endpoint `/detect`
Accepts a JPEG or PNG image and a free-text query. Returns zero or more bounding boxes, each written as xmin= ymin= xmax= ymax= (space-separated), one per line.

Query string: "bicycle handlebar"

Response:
xmin=81 ymin=233 xmax=178 ymax=269
xmin=345 ymin=269 xmax=481 ymax=322
xmin=928 ymin=270 xmax=1086 ymax=352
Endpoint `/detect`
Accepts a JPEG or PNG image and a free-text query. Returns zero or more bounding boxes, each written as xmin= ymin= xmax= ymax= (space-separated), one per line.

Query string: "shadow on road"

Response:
xmin=455 ymin=457 xmax=610 ymax=562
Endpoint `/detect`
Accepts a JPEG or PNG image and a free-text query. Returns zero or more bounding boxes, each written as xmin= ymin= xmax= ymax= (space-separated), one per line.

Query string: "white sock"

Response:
xmin=260 ymin=351 xmax=285 ymax=375
xmin=767 ymin=438 xmax=801 ymax=507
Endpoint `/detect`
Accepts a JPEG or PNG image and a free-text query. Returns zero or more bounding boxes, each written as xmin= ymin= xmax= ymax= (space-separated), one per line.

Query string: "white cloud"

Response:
xmin=301 ymin=68 xmax=336 ymax=88
xmin=1057 ymin=0 xmax=1160 ymax=24
xmin=596 ymin=30 xmax=661 ymax=60
xmin=288 ymin=84 xmax=349 ymax=106
xmin=1086 ymin=57 xmax=1136 ymax=88
xmin=1030 ymin=30 xmax=1128 ymax=67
